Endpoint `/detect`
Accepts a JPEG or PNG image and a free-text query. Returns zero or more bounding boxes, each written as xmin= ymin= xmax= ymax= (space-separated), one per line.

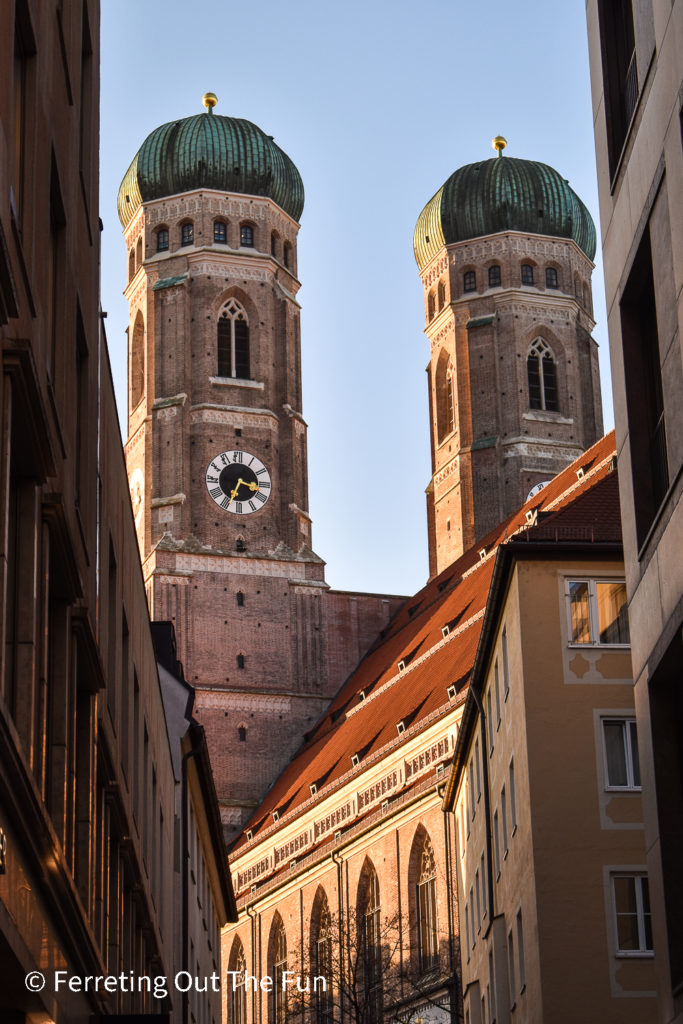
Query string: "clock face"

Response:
xmin=205 ymin=450 xmax=272 ymax=514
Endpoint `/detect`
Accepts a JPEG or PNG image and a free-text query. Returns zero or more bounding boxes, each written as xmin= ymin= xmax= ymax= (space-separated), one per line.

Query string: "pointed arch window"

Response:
xmin=135 ymin=236 xmax=142 ymax=269
xmin=527 ymin=338 xmax=558 ymax=411
xmin=217 ymin=298 xmax=251 ymax=380
xmin=358 ymin=865 xmax=383 ymax=1023
xmin=130 ymin=310 xmax=145 ymax=409
xmin=312 ymin=891 xmax=334 ymax=1024
xmin=229 ymin=938 xmax=247 ymax=1024
xmin=437 ymin=280 xmax=446 ymax=311
xmin=416 ymin=833 xmax=439 ymax=974
xmin=271 ymin=919 xmax=288 ymax=1024
xmin=128 ymin=249 xmax=135 ymax=282
xmin=427 ymin=291 xmax=435 ymax=321
xmin=436 ymin=351 xmax=455 ymax=443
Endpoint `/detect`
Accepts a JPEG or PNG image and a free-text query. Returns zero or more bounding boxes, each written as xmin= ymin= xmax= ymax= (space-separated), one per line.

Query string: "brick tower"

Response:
xmin=414 ymin=138 xmax=603 ymax=576
xmin=118 ymin=95 xmax=338 ymax=835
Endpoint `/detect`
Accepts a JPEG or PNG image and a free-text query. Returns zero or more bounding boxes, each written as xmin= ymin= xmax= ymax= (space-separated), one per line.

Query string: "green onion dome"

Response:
xmin=118 ymin=99 xmax=304 ymax=228
xmin=413 ymin=152 xmax=596 ymax=271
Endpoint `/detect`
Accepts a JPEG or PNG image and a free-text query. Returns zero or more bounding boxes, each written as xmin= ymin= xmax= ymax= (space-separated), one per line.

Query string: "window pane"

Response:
xmin=234 ymin=320 xmax=250 ymax=379
xmin=569 ymin=581 xmax=591 ymax=642
xmin=527 ymin=355 xmax=542 ymax=409
xmin=642 ymin=877 xmax=653 ymax=950
xmin=614 ymin=876 xmax=639 ymax=950
xmin=604 ymin=721 xmax=628 ymax=786
xmin=542 ymin=355 xmax=558 ymax=411
xmin=629 ymin=721 xmax=641 ymax=787
xmin=597 ymin=581 xmax=630 ymax=644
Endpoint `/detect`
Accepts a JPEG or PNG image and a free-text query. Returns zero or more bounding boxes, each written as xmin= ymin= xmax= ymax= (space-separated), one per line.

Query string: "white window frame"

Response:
xmin=602 ymin=717 xmax=641 ymax=791
xmin=566 ymin=577 xmax=630 ymax=648
xmin=611 ymin=874 xmax=653 ymax=957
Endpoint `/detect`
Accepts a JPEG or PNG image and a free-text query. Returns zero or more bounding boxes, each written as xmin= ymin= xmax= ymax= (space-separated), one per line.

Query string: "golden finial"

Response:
xmin=203 ymin=92 xmax=218 ymax=113
xmin=492 ymin=135 xmax=507 ymax=157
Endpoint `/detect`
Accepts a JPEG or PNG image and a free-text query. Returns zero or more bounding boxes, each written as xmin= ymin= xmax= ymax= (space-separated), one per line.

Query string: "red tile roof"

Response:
xmin=230 ymin=432 xmax=618 ymax=860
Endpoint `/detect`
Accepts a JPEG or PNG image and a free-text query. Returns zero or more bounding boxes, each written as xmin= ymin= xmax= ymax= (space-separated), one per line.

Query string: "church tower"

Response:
xmin=118 ymin=95 xmax=334 ymax=835
xmin=414 ymin=139 xmax=603 ymax=577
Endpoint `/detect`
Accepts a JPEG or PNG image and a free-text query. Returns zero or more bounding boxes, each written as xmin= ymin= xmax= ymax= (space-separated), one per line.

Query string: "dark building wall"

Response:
xmin=0 ymin=2 xmax=179 ymax=1017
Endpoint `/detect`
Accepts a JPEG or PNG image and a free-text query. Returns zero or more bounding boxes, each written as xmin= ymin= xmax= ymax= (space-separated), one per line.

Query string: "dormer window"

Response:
xmin=397 ymin=659 xmax=406 ymax=672
xmin=463 ymin=270 xmax=476 ymax=292
xmin=521 ymin=263 xmax=534 ymax=285
xmin=214 ymin=220 xmax=227 ymax=244
xmin=397 ymin=721 xmax=405 ymax=735
xmin=181 ymin=222 xmax=194 ymax=247
xmin=442 ymin=625 xmax=450 ymax=638
xmin=358 ymin=690 xmax=366 ymax=702
xmin=310 ymin=783 xmax=317 ymax=796
xmin=273 ymin=810 xmax=279 ymax=822
xmin=240 ymin=224 xmax=254 ymax=247
xmin=246 ymin=829 xmax=253 ymax=841
xmin=156 ymin=228 xmax=169 ymax=252
xmin=351 ymin=753 xmax=359 ymax=767
xmin=447 ymin=684 xmax=456 ymax=700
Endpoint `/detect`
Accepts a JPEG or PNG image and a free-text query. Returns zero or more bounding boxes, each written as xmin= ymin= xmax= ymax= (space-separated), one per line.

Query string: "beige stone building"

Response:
xmin=223 ymin=435 xmax=630 ymax=1024
xmin=414 ymin=144 xmax=603 ymax=575
xmin=444 ymin=436 xmax=658 ymax=1023
xmin=584 ymin=2 xmax=683 ymax=1022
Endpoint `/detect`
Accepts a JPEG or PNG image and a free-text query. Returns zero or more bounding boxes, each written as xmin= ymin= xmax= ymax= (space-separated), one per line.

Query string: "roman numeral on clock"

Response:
xmin=210 ymin=487 xmax=222 ymax=499
xmin=254 ymin=491 xmax=266 ymax=503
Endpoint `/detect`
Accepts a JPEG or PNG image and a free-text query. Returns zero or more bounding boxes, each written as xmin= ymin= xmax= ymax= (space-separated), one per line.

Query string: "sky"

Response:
xmin=99 ymin=0 xmax=612 ymax=598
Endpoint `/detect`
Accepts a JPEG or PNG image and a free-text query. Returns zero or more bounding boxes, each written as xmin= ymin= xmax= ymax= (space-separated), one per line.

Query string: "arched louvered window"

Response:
xmin=527 ymin=338 xmax=558 ymax=412
xmin=229 ymin=938 xmax=247 ymax=1024
xmin=130 ymin=310 xmax=145 ymax=409
xmin=217 ymin=298 xmax=251 ymax=380
xmin=311 ymin=889 xmax=334 ymax=1024
xmin=358 ymin=863 xmax=383 ymax=1024
xmin=416 ymin=833 xmax=438 ymax=973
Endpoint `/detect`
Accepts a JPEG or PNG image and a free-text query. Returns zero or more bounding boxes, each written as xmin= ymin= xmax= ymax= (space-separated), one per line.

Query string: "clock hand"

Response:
xmin=228 ymin=477 xmax=260 ymax=503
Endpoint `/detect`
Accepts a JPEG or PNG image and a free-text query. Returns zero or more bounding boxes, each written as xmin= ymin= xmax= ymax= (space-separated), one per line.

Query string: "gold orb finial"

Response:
xmin=203 ymin=92 xmax=218 ymax=113
xmin=492 ymin=135 xmax=507 ymax=157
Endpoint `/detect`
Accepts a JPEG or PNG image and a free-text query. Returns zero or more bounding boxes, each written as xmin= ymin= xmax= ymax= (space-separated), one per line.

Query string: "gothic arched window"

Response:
xmin=521 ymin=263 xmax=534 ymax=285
xmin=128 ymin=249 xmax=135 ymax=282
xmin=488 ymin=264 xmax=501 ymax=287
xmin=217 ymin=298 xmax=251 ymax=380
xmin=238 ymin=724 xmax=247 ymax=742
xmin=435 ymin=350 xmax=455 ymax=443
xmin=415 ymin=832 xmax=438 ymax=974
xmin=214 ymin=219 xmax=227 ymax=244
xmin=130 ymin=310 xmax=145 ymax=409
xmin=269 ymin=917 xmax=288 ymax=1024
xmin=135 ymin=236 xmax=142 ymax=270
xmin=545 ymin=266 xmax=559 ymax=289
xmin=311 ymin=889 xmax=334 ymax=1024
xmin=181 ymin=221 xmax=194 ymax=247
xmin=427 ymin=290 xmax=436 ymax=320
xmin=527 ymin=338 xmax=558 ymax=411
xmin=357 ymin=862 xmax=383 ymax=1024
xmin=156 ymin=227 xmax=169 ymax=252
xmin=229 ymin=938 xmax=247 ymax=1024
xmin=437 ymin=280 xmax=446 ymax=311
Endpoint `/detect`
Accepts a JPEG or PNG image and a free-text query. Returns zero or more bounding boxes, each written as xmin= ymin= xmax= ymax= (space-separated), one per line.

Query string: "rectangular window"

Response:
xmin=468 ymin=759 xmax=475 ymax=820
xmin=501 ymin=786 xmax=508 ymax=856
xmin=509 ymin=759 xmax=517 ymax=832
xmin=465 ymin=903 xmax=470 ymax=960
xmin=475 ymin=736 xmax=482 ymax=801
xmin=487 ymin=687 xmax=494 ymax=753
xmin=597 ymin=0 xmax=638 ymax=175
xmin=613 ymin=875 xmax=653 ymax=954
xmin=502 ymin=627 xmax=510 ymax=698
xmin=620 ymin=225 xmax=669 ymax=546
xmin=481 ymin=852 xmax=487 ymax=918
xmin=469 ymin=887 xmax=475 ymax=947
xmin=568 ymin=579 xmax=630 ymax=646
xmin=463 ymin=270 xmax=476 ymax=292
xmin=489 ymin=950 xmax=497 ymax=1022
xmin=494 ymin=810 xmax=501 ymax=878
xmin=475 ymin=869 xmax=481 ymax=930
xmin=516 ymin=910 xmax=526 ymax=991
xmin=507 ymin=929 xmax=516 ymax=1007
xmin=603 ymin=719 xmax=641 ymax=789
xmin=494 ymin=658 xmax=501 ymax=727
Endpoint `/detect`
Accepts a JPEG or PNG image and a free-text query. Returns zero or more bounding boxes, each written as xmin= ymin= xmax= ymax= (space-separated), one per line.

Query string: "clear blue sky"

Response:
xmin=100 ymin=0 xmax=612 ymax=598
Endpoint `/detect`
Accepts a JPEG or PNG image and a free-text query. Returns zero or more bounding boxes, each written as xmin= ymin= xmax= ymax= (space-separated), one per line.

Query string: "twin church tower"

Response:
xmin=118 ymin=97 xmax=601 ymax=836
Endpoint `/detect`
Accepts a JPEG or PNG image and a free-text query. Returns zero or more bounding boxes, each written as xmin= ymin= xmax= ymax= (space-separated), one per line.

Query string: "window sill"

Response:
xmin=615 ymin=951 xmax=654 ymax=959
xmin=567 ymin=642 xmax=630 ymax=651
xmin=210 ymin=376 xmax=264 ymax=390
xmin=605 ymin=786 xmax=642 ymax=794
xmin=523 ymin=410 xmax=574 ymax=425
